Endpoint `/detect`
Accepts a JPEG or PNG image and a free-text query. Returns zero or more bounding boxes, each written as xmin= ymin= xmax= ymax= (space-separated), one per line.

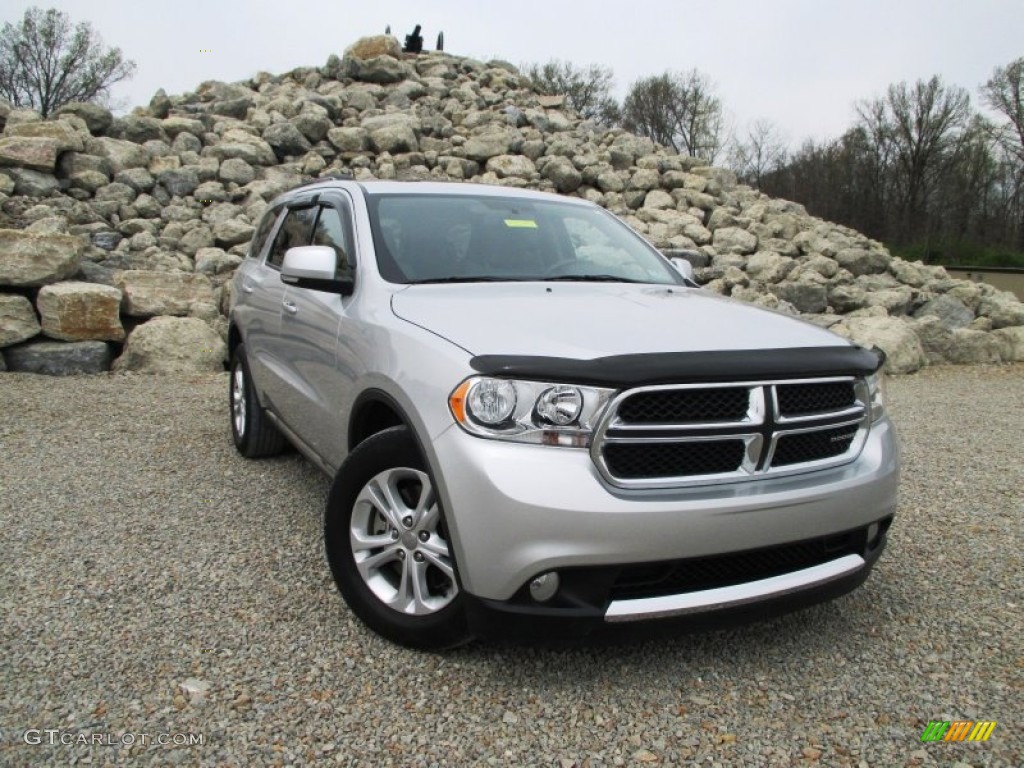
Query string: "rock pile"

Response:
xmin=1 ymin=35 xmax=1023 ymax=374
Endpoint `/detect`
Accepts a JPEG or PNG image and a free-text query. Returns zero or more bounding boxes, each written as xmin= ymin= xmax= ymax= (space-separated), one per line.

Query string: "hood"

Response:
xmin=390 ymin=282 xmax=848 ymax=358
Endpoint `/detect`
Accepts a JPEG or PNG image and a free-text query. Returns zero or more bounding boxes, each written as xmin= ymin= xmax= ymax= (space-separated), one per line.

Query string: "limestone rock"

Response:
xmin=943 ymin=329 xmax=1003 ymax=364
xmin=84 ymin=137 xmax=150 ymax=174
xmin=0 ymin=137 xmax=64 ymax=172
xmin=344 ymin=35 xmax=402 ymax=60
xmin=771 ymin=282 xmax=827 ymax=314
xmin=977 ymin=294 xmax=1024 ymax=329
xmin=263 ymin=123 xmax=312 ymax=156
xmin=57 ymin=102 xmax=114 ymax=134
xmin=463 ymin=128 xmax=517 ymax=162
xmin=112 ymin=316 xmax=225 ymax=373
xmin=345 ymin=55 xmax=412 ymax=84
xmin=362 ymin=114 xmax=419 ymax=154
xmin=485 ymin=155 xmax=536 ymax=180
xmin=115 ymin=270 xmax=217 ymax=317
xmin=0 ymin=229 xmax=82 ymax=287
xmin=913 ymin=295 xmax=973 ymax=330
xmin=36 ymin=281 xmax=125 ymax=342
xmin=0 ymin=293 xmax=40 ymax=347
xmin=712 ymin=227 xmax=757 ymax=255
xmin=992 ymin=326 xmax=1024 ymax=362
xmin=5 ymin=339 xmax=111 ymax=375
xmin=834 ymin=248 xmax=888 ymax=276
xmin=835 ymin=316 xmax=926 ymax=374
xmin=541 ymin=156 xmax=582 ymax=193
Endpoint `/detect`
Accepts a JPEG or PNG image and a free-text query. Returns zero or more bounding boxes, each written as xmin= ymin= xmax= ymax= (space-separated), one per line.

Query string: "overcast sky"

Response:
xmin=5 ymin=0 xmax=1022 ymax=146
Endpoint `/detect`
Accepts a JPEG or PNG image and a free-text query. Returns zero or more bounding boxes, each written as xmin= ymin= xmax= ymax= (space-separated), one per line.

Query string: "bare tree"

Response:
xmin=981 ymin=58 xmax=1024 ymax=247
xmin=727 ymin=119 xmax=789 ymax=188
xmin=621 ymin=70 xmax=725 ymax=163
xmin=982 ymin=57 xmax=1024 ymax=160
xmin=856 ymin=76 xmax=972 ymax=241
xmin=0 ymin=6 xmax=136 ymax=117
xmin=522 ymin=60 xmax=620 ymax=125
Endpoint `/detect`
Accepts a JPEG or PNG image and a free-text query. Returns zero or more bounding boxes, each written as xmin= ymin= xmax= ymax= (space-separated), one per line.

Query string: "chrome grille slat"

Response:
xmin=591 ymin=377 xmax=870 ymax=489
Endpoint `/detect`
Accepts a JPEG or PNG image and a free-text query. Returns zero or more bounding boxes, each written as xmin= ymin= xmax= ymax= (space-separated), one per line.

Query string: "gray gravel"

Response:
xmin=1 ymin=365 xmax=1021 ymax=767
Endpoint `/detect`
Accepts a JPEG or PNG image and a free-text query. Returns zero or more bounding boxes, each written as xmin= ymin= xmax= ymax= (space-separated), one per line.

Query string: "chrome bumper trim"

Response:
xmin=604 ymin=554 xmax=866 ymax=622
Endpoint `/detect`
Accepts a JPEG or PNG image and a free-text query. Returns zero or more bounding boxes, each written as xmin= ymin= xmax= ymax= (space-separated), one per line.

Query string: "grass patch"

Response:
xmin=890 ymin=240 xmax=1024 ymax=269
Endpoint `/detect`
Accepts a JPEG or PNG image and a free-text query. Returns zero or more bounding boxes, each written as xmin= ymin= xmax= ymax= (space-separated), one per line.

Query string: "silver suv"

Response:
xmin=228 ymin=178 xmax=899 ymax=649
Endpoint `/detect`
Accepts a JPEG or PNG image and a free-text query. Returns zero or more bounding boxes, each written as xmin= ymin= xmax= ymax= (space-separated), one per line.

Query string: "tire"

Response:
xmin=325 ymin=426 xmax=471 ymax=650
xmin=229 ymin=343 xmax=286 ymax=458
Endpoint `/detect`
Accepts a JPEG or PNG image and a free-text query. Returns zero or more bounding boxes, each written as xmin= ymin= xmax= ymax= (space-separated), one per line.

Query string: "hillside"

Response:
xmin=0 ymin=34 xmax=1022 ymax=374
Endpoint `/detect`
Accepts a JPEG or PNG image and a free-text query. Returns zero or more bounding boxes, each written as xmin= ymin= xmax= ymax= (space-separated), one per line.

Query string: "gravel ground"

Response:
xmin=0 ymin=365 xmax=1021 ymax=767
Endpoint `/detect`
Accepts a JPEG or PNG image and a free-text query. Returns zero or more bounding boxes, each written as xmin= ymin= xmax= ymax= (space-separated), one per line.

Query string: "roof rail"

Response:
xmin=292 ymin=172 xmax=355 ymax=190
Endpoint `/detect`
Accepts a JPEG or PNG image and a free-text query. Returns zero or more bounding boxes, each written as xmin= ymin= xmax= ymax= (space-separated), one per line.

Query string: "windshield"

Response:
xmin=365 ymin=193 xmax=683 ymax=285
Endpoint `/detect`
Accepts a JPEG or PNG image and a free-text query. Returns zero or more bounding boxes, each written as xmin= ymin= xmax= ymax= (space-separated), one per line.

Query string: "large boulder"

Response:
xmin=207 ymin=129 xmax=276 ymax=166
xmin=4 ymin=120 xmax=85 ymax=153
xmin=463 ymin=128 xmax=518 ymax=162
xmin=84 ymin=137 xmax=150 ymax=173
xmin=0 ymin=293 xmax=41 ymax=347
xmin=57 ymin=102 xmax=114 ymax=134
xmin=361 ymin=114 xmax=420 ymax=154
xmin=834 ymin=316 xmax=926 ymax=374
xmin=115 ymin=270 xmax=217 ymax=317
xmin=992 ymin=326 xmax=1024 ymax=362
xmin=0 ymin=137 xmax=64 ymax=172
xmin=344 ymin=35 xmax=402 ymax=60
xmin=977 ymin=294 xmax=1024 ymax=329
xmin=262 ymin=123 xmax=312 ymax=156
xmin=36 ymin=281 xmax=125 ymax=342
xmin=0 ymin=230 xmax=82 ymax=287
xmin=913 ymin=295 xmax=974 ymax=329
xmin=712 ymin=227 xmax=758 ymax=255
xmin=344 ymin=56 xmax=413 ymax=84
xmin=4 ymin=339 xmax=111 ymax=375
xmin=112 ymin=316 xmax=225 ymax=373
xmin=834 ymin=248 xmax=889 ymax=276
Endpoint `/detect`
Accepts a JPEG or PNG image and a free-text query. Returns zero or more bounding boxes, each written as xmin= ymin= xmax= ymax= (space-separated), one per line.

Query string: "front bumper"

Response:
xmin=428 ymin=416 xmax=899 ymax=621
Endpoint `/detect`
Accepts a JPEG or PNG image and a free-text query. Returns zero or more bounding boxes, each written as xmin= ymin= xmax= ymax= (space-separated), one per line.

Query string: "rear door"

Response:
xmin=274 ymin=192 xmax=359 ymax=463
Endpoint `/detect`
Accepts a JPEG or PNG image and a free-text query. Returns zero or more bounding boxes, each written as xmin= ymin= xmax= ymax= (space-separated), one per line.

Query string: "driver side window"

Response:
xmin=266 ymin=206 xmax=317 ymax=269
xmin=312 ymin=205 xmax=356 ymax=281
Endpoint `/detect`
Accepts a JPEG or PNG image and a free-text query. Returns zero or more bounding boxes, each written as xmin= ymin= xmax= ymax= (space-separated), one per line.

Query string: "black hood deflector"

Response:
xmin=470 ymin=346 xmax=885 ymax=386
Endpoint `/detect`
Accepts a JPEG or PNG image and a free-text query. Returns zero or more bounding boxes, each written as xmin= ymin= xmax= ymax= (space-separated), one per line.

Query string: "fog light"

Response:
xmin=866 ymin=522 xmax=880 ymax=546
xmin=529 ymin=572 xmax=560 ymax=602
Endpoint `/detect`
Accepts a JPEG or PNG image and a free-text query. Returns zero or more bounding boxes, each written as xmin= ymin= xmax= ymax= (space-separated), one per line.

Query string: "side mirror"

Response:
xmin=280 ymin=246 xmax=353 ymax=295
xmin=669 ymin=256 xmax=695 ymax=282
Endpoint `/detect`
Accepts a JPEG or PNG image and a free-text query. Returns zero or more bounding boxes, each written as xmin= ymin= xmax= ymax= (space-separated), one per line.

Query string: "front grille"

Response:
xmin=593 ymin=377 xmax=868 ymax=488
xmin=771 ymin=426 xmax=858 ymax=467
xmin=603 ymin=441 xmax=746 ymax=479
xmin=610 ymin=529 xmax=866 ymax=600
xmin=777 ymin=381 xmax=856 ymax=417
xmin=617 ymin=388 xmax=749 ymax=424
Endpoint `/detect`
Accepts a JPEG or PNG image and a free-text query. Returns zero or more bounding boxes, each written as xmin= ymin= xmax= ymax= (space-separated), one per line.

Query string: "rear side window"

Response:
xmin=248 ymin=206 xmax=282 ymax=261
xmin=266 ymin=206 xmax=317 ymax=269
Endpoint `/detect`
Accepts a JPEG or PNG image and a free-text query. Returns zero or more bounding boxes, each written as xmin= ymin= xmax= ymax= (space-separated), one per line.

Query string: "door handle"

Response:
xmin=242 ymin=280 xmax=255 ymax=294
xmin=282 ymin=300 xmax=298 ymax=315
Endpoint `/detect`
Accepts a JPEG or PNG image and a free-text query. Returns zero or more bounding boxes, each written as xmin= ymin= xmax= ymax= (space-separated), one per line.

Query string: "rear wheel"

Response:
xmin=229 ymin=343 xmax=285 ymax=458
xmin=325 ymin=426 xmax=470 ymax=650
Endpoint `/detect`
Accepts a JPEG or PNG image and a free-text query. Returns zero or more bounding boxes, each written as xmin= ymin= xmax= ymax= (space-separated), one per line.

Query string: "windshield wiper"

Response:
xmin=539 ymin=274 xmax=647 ymax=283
xmin=413 ymin=276 xmax=524 ymax=284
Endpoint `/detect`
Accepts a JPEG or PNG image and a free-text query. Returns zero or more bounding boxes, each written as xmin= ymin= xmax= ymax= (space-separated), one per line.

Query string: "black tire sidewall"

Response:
xmin=325 ymin=426 xmax=470 ymax=650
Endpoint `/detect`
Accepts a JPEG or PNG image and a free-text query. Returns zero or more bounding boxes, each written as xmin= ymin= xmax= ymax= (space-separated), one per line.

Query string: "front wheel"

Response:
xmin=324 ymin=426 xmax=471 ymax=650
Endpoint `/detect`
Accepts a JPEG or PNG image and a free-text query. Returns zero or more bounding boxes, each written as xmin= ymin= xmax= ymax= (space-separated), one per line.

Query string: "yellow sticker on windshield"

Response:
xmin=504 ymin=219 xmax=538 ymax=228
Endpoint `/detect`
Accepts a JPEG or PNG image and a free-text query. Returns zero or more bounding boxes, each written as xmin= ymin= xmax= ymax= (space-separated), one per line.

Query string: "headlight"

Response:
xmin=866 ymin=372 xmax=885 ymax=422
xmin=449 ymin=377 xmax=614 ymax=447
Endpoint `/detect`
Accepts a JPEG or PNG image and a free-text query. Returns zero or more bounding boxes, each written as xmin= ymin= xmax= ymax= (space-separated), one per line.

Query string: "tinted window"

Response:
xmin=248 ymin=206 xmax=282 ymax=261
xmin=266 ymin=206 xmax=317 ymax=269
xmin=312 ymin=205 xmax=355 ymax=281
